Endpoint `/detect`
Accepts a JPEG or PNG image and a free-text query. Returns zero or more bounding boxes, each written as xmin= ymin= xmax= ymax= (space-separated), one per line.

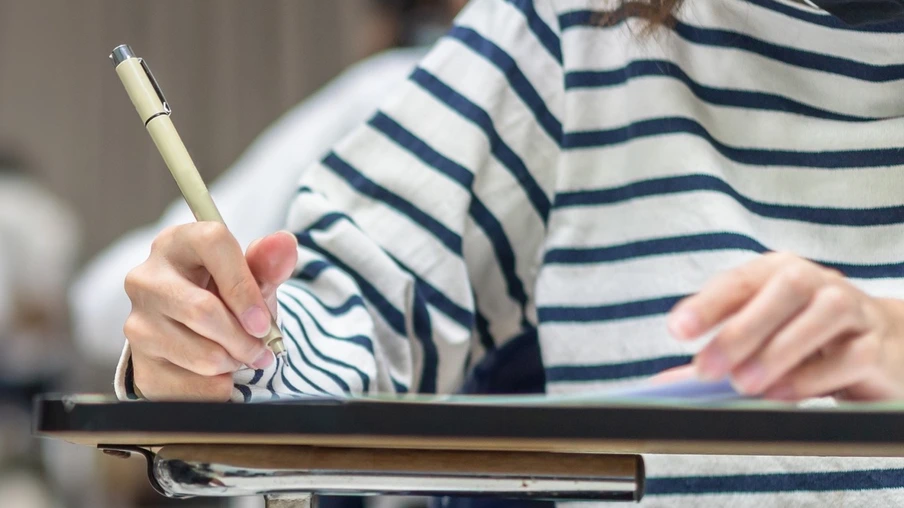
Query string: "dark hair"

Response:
xmin=373 ymin=0 xmax=456 ymax=47
xmin=600 ymin=0 xmax=685 ymax=29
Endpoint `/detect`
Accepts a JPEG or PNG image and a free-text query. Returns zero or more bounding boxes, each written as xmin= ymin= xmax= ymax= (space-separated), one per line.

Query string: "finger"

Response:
xmin=246 ymin=231 xmax=298 ymax=314
xmin=163 ymin=222 xmax=272 ymax=338
xmin=132 ymin=354 xmax=233 ymax=402
xmin=762 ymin=336 xmax=879 ymax=401
xmin=694 ymin=263 xmax=823 ymax=380
xmin=732 ymin=286 xmax=867 ymax=395
xmin=125 ymin=313 xmax=248 ymax=375
xmin=668 ymin=253 xmax=793 ymax=340
xmin=125 ymin=268 xmax=274 ymax=368
xmin=649 ymin=365 xmax=697 ymax=385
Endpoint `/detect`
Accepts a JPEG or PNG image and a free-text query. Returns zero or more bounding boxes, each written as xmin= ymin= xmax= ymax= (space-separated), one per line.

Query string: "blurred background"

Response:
xmin=0 ymin=0 xmax=463 ymax=506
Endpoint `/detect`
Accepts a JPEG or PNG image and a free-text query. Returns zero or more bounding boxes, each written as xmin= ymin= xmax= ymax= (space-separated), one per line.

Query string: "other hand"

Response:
xmin=663 ymin=252 xmax=904 ymax=401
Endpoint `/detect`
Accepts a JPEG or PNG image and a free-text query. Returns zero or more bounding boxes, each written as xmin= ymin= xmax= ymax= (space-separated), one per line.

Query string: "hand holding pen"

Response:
xmin=111 ymin=45 xmax=295 ymax=400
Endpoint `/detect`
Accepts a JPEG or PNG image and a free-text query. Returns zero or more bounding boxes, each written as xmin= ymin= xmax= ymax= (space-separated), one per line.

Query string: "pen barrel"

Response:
xmin=114 ymin=58 xmax=167 ymax=124
xmin=146 ymin=116 xmax=224 ymax=223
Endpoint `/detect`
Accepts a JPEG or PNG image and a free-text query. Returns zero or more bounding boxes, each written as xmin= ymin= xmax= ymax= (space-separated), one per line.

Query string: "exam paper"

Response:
xmin=256 ymin=377 xmax=747 ymax=406
xmin=585 ymin=377 xmax=741 ymax=401
xmin=436 ymin=378 xmax=746 ymax=406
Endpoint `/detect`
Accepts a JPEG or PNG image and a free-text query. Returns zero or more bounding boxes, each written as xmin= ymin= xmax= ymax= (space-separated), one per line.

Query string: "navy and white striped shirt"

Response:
xmin=118 ymin=0 xmax=904 ymax=504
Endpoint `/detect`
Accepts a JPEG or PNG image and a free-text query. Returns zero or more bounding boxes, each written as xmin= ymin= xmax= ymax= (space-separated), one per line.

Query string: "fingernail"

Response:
xmin=696 ymin=345 xmax=729 ymax=381
xmin=251 ymin=349 xmax=275 ymax=369
xmin=241 ymin=306 xmax=271 ymax=338
xmin=733 ymin=360 xmax=766 ymax=394
xmin=668 ymin=310 xmax=700 ymax=339
xmin=764 ymin=384 xmax=795 ymax=401
xmin=277 ymin=230 xmax=296 ymax=241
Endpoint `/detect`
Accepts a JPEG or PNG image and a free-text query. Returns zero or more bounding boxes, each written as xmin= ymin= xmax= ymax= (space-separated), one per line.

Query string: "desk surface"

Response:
xmin=33 ymin=394 xmax=904 ymax=456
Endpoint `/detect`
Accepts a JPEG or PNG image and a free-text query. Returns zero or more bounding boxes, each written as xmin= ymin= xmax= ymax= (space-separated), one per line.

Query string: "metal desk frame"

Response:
xmin=98 ymin=444 xmax=644 ymax=507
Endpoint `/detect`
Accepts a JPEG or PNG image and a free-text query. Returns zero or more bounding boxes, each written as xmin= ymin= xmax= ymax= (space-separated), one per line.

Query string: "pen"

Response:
xmin=109 ymin=44 xmax=286 ymax=357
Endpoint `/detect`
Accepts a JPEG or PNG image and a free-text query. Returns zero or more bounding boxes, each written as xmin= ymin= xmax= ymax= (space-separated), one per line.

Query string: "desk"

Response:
xmin=33 ymin=395 xmax=904 ymax=506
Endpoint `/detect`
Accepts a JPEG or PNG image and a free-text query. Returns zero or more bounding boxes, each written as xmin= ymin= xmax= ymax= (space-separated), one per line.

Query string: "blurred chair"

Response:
xmin=0 ymin=152 xmax=81 ymax=508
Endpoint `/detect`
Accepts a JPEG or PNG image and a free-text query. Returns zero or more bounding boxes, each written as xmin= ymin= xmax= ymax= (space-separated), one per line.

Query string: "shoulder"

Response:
xmin=340 ymin=47 xmax=428 ymax=84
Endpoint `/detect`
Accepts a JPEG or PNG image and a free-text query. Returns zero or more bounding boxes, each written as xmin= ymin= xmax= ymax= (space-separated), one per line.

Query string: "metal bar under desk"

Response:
xmin=142 ymin=444 xmax=644 ymax=503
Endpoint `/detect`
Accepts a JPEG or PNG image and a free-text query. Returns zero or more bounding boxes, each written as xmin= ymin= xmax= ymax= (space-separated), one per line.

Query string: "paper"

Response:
xmin=250 ymin=377 xmax=747 ymax=406
xmin=439 ymin=378 xmax=745 ymax=406
xmin=583 ymin=377 xmax=741 ymax=401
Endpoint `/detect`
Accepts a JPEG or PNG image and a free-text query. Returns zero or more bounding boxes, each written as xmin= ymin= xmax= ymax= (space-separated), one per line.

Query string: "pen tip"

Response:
xmin=268 ymin=338 xmax=287 ymax=356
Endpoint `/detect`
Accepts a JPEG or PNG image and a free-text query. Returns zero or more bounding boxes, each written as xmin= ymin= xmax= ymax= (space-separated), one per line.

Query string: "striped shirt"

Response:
xmin=117 ymin=0 xmax=904 ymax=504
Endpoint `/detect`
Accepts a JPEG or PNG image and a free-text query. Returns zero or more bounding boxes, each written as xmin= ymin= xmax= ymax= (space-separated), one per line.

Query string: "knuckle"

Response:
xmin=732 ymin=270 xmax=759 ymax=296
xmin=195 ymin=221 xmax=230 ymax=245
xmin=779 ymin=265 xmax=813 ymax=298
xmin=123 ymin=314 xmax=149 ymax=343
xmin=150 ymin=226 xmax=178 ymax=253
xmin=849 ymin=337 xmax=880 ymax=369
xmin=185 ymin=291 xmax=222 ymax=323
xmin=123 ymin=267 xmax=139 ymax=293
xmin=123 ymin=265 xmax=151 ymax=301
xmin=717 ymin=320 xmax=749 ymax=347
xmin=817 ymin=285 xmax=852 ymax=314
xmin=191 ymin=348 xmax=235 ymax=377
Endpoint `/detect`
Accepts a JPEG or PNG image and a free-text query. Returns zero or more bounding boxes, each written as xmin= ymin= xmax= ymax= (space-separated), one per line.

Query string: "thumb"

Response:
xmin=246 ymin=231 xmax=298 ymax=314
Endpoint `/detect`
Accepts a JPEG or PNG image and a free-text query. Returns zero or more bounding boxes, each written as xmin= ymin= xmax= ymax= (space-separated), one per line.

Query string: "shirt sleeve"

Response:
xmin=240 ymin=0 xmax=564 ymax=400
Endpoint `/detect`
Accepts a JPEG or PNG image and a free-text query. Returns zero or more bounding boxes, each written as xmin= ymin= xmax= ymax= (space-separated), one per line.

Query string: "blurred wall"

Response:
xmin=0 ymin=0 xmax=380 ymax=260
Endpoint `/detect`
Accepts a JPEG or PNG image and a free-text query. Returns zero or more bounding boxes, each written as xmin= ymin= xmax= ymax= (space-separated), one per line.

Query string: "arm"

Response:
xmin=116 ymin=0 xmax=564 ymax=400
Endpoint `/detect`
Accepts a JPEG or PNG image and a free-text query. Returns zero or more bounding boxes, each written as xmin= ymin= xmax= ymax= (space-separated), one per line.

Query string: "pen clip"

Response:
xmin=139 ymin=58 xmax=171 ymax=115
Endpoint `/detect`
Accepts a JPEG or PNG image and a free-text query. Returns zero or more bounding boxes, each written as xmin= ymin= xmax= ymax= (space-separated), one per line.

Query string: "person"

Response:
xmin=0 ymin=152 xmax=81 ymax=508
xmin=114 ymin=0 xmax=904 ymax=506
xmin=71 ymin=0 xmax=468 ymax=365
xmin=0 ymin=154 xmax=79 ymax=388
